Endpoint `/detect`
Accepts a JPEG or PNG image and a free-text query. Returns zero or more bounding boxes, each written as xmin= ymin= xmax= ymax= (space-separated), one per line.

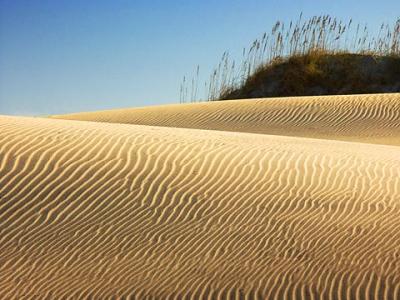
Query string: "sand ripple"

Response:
xmin=1 ymin=114 xmax=400 ymax=299
xmin=53 ymin=93 xmax=400 ymax=146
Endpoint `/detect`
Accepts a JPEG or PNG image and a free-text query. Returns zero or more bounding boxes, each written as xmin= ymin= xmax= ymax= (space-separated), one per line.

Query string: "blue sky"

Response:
xmin=0 ymin=0 xmax=399 ymax=116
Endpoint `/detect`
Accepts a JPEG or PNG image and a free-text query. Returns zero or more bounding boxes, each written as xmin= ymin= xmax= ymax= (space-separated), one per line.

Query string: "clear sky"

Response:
xmin=0 ymin=0 xmax=399 ymax=116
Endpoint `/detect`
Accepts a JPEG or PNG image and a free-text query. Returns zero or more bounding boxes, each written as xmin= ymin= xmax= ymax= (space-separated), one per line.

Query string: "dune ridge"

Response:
xmin=1 ymin=115 xmax=400 ymax=299
xmin=53 ymin=93 xmax=400 ymax=146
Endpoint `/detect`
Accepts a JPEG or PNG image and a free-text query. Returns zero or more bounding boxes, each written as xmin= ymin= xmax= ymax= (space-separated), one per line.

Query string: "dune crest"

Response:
xmin=53 ymin=93 xmax=400 ymax=146
xmin=1 ymin=115 xmax=400 ymax=299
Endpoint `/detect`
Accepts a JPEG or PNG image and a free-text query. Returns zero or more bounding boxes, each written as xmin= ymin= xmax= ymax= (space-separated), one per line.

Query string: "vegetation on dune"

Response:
xmin=180 ymin=14 xmax=400 ymax=103
xmin=220 ymin=52 xmax=400 ymax=99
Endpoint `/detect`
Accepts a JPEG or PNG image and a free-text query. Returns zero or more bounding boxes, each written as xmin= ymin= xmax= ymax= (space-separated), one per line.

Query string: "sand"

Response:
xmin=53 ymin=93 xmax=400 ymax=146
xmin=1 ymin=93 xmax=400 ymax=299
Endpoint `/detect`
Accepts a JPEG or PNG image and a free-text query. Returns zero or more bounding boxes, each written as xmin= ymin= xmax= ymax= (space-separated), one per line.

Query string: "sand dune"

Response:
xmin=53 ymin=93 xmax=400 ymax=146
xmin=1 ymin=114 xmax=400 ymax=299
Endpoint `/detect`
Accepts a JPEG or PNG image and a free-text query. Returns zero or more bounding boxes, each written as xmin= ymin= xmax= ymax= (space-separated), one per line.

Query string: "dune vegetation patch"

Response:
xmin=220 ymin=52 xmax=400 ymax=99
xmin=180 ymin=15 xmax=400 ymax=102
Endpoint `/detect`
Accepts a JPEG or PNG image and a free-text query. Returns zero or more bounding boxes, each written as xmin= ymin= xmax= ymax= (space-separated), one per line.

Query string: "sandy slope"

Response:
xmin=53 ymin=93 xmax=400 ymax=146
xmin=1 ymin=115 xmax=400 ymax=299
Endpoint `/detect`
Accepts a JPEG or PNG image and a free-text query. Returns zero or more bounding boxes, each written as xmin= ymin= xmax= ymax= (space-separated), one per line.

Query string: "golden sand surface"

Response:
xmin=1 ymin=93 xmax=400 ymax=299
xmin=54 ymin=93 xmax=400 ymax=146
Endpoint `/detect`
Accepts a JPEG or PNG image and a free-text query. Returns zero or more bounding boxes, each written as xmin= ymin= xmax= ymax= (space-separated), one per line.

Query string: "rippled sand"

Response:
xmin=53 ymin=93 xmax=400 ymax=146
xmin=1 ymin=93 xmax=400 ymax=299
